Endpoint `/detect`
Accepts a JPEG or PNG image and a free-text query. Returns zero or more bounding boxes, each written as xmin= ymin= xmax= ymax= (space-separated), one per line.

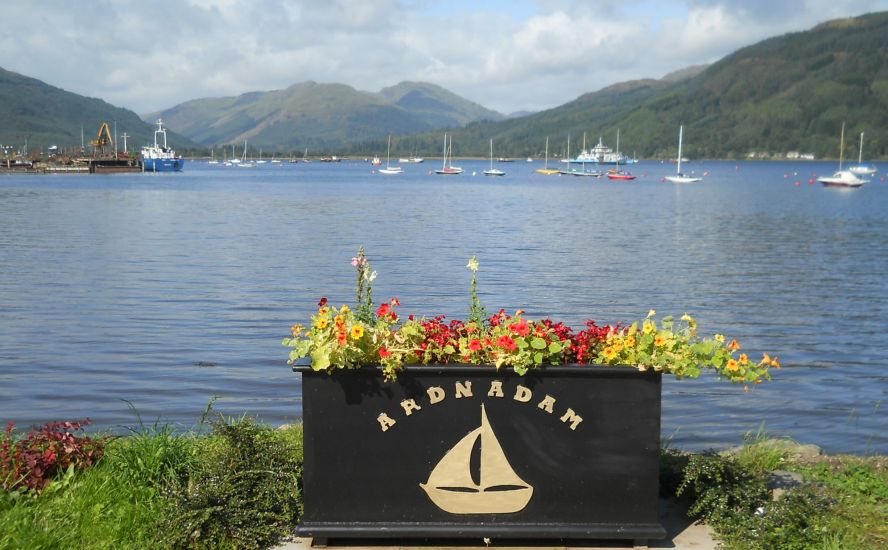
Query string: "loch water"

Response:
xmin=1 ymin=159 xmax=886 ymax=454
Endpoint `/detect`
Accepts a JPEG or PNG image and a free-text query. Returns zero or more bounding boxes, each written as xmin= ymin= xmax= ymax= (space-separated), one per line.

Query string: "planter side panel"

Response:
xmin=298 ymin=367 xmax=663 ymax=539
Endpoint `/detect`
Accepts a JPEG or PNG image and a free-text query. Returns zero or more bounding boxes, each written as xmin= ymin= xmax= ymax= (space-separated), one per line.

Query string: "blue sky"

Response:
xmin=1 ymin=0 xmax=885 ymax=115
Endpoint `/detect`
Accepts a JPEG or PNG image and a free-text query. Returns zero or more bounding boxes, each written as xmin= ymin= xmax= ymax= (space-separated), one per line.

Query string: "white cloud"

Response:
xmin=0 ymin=0 xmax=884 ymax=115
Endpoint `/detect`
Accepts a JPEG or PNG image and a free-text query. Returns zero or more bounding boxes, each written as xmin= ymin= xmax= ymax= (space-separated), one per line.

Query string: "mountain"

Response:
xmin=148 ymin=81 xmax=504 ymax=150
xmin=403 ymin=12 xmax=888 ymax=160
xmin=0 ymin=66 xmax=195 ymax=154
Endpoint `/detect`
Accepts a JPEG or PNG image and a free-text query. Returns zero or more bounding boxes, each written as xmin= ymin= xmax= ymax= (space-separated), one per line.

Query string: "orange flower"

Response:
xmin=770 ymin=356 xmax=781 ymax=368
xmin=761 ymin=353 xmax=772 ymax=365
xmin=334 ymin=315 xmax=345 ymax=327
xmin=654 ymin=335 xmax=666 ymax=347
xmin=337 ymin=331 xmax=347 ymax=346
xmin=728 ymin=339 xmax=741 ymax=351
xmin=739 ymin=353 xmax=749 ymax=364
xmin=290 ymin=323 xmax=303 ymax=337
xmin=726 ymin=358 xmax=739 ymax=372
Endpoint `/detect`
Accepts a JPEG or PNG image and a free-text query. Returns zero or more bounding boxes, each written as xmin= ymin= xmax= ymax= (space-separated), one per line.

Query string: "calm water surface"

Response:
xmin=1 ymin=159 xmax=886 ymax=454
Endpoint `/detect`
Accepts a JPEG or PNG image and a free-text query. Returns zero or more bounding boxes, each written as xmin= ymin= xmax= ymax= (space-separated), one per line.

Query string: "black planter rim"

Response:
xmin=292 ymin=363 xmax=660 ymax=376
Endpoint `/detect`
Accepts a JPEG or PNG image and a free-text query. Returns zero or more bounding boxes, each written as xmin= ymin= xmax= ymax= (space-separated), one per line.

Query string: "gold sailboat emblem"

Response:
xmin=420 ymin=404 xmax=533 ymax=514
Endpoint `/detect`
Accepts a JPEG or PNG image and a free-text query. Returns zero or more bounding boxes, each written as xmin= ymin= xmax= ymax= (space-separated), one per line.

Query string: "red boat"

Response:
xmin=607 ymin=169 xmax=637 ymax=180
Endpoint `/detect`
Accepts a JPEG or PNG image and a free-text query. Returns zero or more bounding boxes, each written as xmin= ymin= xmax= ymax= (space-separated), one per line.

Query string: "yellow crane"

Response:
xmin=90 ymin=122 xmax=114 ymax=155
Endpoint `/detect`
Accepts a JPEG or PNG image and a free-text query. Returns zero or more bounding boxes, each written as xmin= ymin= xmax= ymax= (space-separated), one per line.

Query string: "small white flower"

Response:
xmin=467 ymin=256 xmax=479 ymax=273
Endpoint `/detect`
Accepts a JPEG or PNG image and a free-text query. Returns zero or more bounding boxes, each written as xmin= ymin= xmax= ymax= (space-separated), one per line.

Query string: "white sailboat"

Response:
xmin=435 ymin=133 xmax=463 ymax=174
xmin=849 ymin=132 xmax=877 ymax=176
xmin=237 ymin=140 xmax=256 ymax=168
xmin=535 ymin=136 xmax=559 ymax=175
xmin=664 ymin=125 xmax=701 ymax=183
xmin=208 ymin=148 xmax=219 ymax=165
xmin=420 ymin=405 xmax=533 ymax=514
xmin=818 ymin=123 xmax=867 ymax=188
xmin=483 ymin=139 xmax=505 ymax=176
xmin=378 ymin=135 xmax=403 ymax=174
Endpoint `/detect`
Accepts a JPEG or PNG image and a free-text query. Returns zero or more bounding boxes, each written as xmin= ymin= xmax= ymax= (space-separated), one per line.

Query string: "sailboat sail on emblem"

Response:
xmin=420 ymin=404 xmax=533 ymax=514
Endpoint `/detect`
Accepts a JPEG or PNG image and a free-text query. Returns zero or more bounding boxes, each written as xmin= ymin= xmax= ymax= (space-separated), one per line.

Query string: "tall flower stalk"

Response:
xmin=467 ymin=255 xmax=487 ymax=326
xmin=353 ymin=246 xmax=376 ymax=323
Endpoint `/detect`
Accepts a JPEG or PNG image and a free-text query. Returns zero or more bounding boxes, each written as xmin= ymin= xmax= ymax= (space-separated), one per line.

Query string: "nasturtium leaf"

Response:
xmin=531 ymin=337 xmax=547 ymax=350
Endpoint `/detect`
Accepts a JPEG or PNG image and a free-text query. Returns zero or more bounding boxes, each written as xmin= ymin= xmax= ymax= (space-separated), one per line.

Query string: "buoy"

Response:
xmin=794 ymin=181 xmax=801 ymax=187
xmin=784 ymin=174 xmax=789 ymax=178
xmin=472 ymin=171 xmax=476 ymax=176
xmin=809 ymin=178 xmax=815 ymax=185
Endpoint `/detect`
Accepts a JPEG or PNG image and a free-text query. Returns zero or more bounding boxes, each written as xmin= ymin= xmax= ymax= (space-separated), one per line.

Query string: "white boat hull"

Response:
xmin=664 ymin=175 xmax=701 ymax=183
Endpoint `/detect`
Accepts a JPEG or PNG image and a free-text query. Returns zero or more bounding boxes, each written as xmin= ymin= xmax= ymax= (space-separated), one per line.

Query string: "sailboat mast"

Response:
xmin=676 ymin=125 xmax=684 ymax=175
xmin=544 ymin=136 xmax=549 ymax=169
xmin=839 ymin=122 xmax=845 ymax=170
xmin=442 ymin=133 xmax=447 ymax=170
xmin=858 ymin=132 xmax=864 ymax=164
xmin=489 ymin=139 xmax=493 ymax=170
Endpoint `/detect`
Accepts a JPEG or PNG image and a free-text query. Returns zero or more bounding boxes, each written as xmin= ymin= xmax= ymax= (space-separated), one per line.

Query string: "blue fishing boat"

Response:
xmin=141 ymin=119 xmax=185 ymax=172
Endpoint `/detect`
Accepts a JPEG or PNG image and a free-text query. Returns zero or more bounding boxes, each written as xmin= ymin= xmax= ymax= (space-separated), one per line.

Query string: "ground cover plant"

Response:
xmin=662 ymin=435 xmax=888 ymax=549
xmin=0 ymin=417 xmax=304 ymax=550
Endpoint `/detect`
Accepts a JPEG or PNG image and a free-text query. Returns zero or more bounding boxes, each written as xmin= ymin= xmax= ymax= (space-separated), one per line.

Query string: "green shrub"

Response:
xmin=162 ymin=418 xmax=302 ymax=549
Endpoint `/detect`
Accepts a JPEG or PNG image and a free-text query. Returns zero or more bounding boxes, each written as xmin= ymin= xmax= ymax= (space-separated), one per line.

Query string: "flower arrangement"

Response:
xmin=284 ymin=249 xmax=778 ymax=388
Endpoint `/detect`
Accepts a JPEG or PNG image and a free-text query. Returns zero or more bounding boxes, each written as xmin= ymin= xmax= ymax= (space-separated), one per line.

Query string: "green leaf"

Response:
xmin=311 ymin=348 xmax=331 ymax=371
xmin=534 ymin=352 xmax=544 ymax=364
xmin=548 ymin=341 xmax=562 ymax=354
xmin=443 ymin=344 xmax=455 ymax=354
xmin=531 ymin=337 xmax=547 ymax=350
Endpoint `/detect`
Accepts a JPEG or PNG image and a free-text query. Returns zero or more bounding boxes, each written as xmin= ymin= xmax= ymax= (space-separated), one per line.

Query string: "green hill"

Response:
xmin=375 ymin=12 xmax=888 ymax=160
xmin=149 ymin=81 xmax=504 ymax=151
xmin=0 ymin=67 xmax=195 ymax=154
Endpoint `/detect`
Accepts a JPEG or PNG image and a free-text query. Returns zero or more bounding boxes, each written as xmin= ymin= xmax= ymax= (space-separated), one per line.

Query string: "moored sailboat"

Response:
xmin=849 ymin=132 xmax=877 ymax=176
xmin=483 ymin=139 xmax=505 ymax=176
xmin=535 ymin=136 xmax=560 ymax=175
xmin=664 ymin=125 xmax=701 ymax=183
xmin=378 ymin=135 xmax=403 ymax=175
xmin=818 ymin=123 xmax=867 ymax=188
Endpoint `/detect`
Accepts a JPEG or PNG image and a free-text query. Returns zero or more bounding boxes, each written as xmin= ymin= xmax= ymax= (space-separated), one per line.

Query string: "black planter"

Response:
xmin=294 ymin=364 xmax=666 ymax=544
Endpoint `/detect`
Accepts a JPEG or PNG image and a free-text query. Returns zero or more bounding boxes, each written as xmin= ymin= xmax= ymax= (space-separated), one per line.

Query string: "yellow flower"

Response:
xmin=643 ymin=321 xmax=655 ymax=335
xmin=351 ymin=324 xmax=365 ymax=339
xmin=770 ymin=356 xmax=781 ymax=368
xmin=290 ymin=323 xmax=303 ymax=337
xmin=761 ymin=353 xmax=771 ymax=365
xmin=612 ymin=340 xmax=623 ymax=352
xmin=340 ymin=304 xmax=351 ymax=314
xmin=603 ymin=346 xmax=617 ymax=360
xmin=647 ymin=309 xmax=656 ymax=318
xmin=315 ymin=317 xmax=329 ymax=329
xmin=625 ymin=335 xmax=636 ymax=347
xmin=318 ymin=307 xmax=329 ymax=316
xmin=714 ymin=334 xmax=725 ymax=343
xmin=739 ymin=353 xmax=749 ymax=364
xmin=654 ymin=335 xmax=666 ymax=347
xmin=726 ymin=358 xmax=739 ymax=372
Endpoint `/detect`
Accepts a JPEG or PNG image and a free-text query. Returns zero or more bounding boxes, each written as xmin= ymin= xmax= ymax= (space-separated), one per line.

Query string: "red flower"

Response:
xmin=390 ymin=297 xmax=401 ymax=306
xmin=379 ymin=347 xmax=391 ymax=358
xmin=376 ymin=303 xmax=391 ymax=317
xmin=469 ymin=339 xmax=482 ymax=351
xmin=510 ymin=320 xmax=530 ymax=337
xmin=497 ymin=335 xmax=517 ymax=352
xmin=318 ymin=296 xmax=328 ymax=307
